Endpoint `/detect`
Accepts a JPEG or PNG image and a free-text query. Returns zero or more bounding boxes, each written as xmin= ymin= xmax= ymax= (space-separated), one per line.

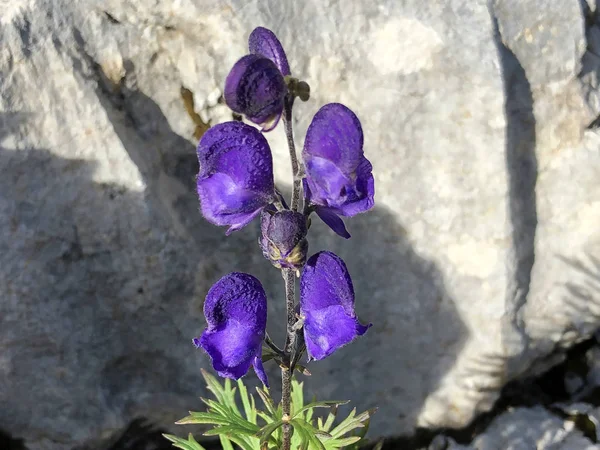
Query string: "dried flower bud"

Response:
xmin=260 ymin=210 xmax=308 ymax=270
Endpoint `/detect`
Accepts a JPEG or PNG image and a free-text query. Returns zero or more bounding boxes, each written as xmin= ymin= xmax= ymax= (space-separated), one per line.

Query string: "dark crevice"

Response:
xmin=578 ymin=0 xmax=600 ymax=128
xmin=488 ymin=3 xmax=538 ymax=373
xmin=103 ymin=11 xmax=121 ymax=25
xmin=0 ymin=428 xmax=26 ymax=450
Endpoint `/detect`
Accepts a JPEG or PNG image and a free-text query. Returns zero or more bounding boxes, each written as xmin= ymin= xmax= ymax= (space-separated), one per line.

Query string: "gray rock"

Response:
xmin=1 ymin=0 xmax=599 ymax=448
xmin=443 ymin=407 xmax=600 ymax=450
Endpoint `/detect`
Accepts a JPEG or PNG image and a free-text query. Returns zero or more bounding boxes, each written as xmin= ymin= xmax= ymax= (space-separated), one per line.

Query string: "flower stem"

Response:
xmin=283 ymin=96 xmax=301 ymax=212
xmin=281 ymin=267 xmax=296 ymax=450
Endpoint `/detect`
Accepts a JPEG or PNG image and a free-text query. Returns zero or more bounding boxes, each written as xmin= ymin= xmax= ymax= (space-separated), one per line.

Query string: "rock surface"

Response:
xmin=0 ymin=0 xmax=599 ymax=448
xmin=442 ymin=406 xmax=600 ymax=450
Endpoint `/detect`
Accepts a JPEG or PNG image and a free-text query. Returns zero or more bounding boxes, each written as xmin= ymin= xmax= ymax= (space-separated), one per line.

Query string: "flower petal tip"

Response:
xmin=249 ymin=26 xmax=291 ymax=76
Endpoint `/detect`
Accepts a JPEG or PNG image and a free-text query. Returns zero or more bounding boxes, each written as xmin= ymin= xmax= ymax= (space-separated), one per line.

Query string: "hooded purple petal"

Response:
xmin=194 ymin=272 xmax=268 ymax=386
xmin=300 ymin=251 xmax=371 ymax=361
xmin=259 ymin=210 xmax=308 ymax=269
xmin=196 ymin=121 xmax=275 ymax=233
xmin=224 ymin=54 xmax=286 ymax=131
xmin=302 ymin=103 xmax=375 ymax=226
xmin=249 ymin=26 xmax=291 ymax=76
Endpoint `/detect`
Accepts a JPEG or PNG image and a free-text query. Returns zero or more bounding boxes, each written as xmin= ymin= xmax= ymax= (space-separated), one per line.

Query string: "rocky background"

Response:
xmin=1 ymin=0 xmax=600 ymax=449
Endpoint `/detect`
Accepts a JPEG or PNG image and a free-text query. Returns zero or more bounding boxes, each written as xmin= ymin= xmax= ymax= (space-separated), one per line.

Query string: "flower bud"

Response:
xmin=224 ymin=54 xmax=287 ymax=131
xmin=260 ymin=210 xmax=308 ymax=270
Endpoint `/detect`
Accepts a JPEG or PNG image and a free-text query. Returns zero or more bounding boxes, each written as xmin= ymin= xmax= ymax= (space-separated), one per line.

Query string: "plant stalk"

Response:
xmin=281 ymin=93 xmax=301 ymax=450
xmin=283 ymin=96 xmax=301 ymax=212
xmin=281 ymin=267 xmax=296 ymax=450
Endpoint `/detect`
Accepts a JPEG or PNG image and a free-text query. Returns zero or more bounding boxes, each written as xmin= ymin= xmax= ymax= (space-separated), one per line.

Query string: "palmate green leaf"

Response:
xmin=171 ymin=373 xmax=376 ymax=450
xmin=163 ymin=433 xmax=206 ymax=450
xmin=197 ymin=395 xmax=260 ymax=435
xmin=317 ymin=405 xmax=338 ymax=433
xmin=202 ymin=370 xmax=243 ymax=418
xmin=329 ymin=408 xmax=376 ymax=438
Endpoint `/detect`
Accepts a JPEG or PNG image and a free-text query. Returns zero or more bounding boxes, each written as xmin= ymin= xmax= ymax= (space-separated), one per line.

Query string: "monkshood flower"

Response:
xmin=302 ymin=103 xmax=375 ymax=239
xmin=193 ymin=272 xmax=269 ymax=387
xmin=225 ymin=27 xmax=290 ymax=131
xmin=299 ymin=251 xmax=371 ymax=361
xmin=196 ymin=121 xmax=275 ymax=234
xmin=259 ymin=210 xmax=308 ymax=270
xmin=249 ymin=26 xmax=291 ymax=76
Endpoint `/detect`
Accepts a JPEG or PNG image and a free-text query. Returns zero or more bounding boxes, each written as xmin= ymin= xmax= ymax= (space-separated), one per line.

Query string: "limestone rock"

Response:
xmin=444 ymin=407 xmax=600 ymax=450
xmin=1 ymin=0 xmax=599 ymax=448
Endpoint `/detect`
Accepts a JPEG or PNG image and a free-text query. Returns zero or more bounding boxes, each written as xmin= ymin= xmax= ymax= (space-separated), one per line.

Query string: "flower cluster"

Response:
xmin=193 ymin=26 xmax=374 ymax=386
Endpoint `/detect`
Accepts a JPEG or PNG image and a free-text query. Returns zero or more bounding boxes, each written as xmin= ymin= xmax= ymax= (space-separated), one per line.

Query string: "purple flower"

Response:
xmin=196 ymin=121 xmax=275 ymax=234
xmin=249 ymin=26 xmax=291 ymax=76
xmin=225 ymin=27 xmax=290 ymax=131
xmin=300 ymin=251 xmax=371 ymax=361
xmin=302 ymin=103 xmax=375 ymax=239
xmin=259 ymin=210 xmax=308 ymax=270
xmin=193 ymin=272 xmax=269 ymax=386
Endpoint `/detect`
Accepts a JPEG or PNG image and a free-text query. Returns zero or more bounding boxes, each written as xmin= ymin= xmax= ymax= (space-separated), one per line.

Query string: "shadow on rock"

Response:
xmin=0 ymin=82 xmax=469 ymax=450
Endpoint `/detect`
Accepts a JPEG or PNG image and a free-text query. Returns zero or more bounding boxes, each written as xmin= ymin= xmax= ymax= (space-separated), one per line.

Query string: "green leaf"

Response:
xmin=321 ymin=405 xmax=338 ymax=432
xmin=201 ymin=426 xmax=258 ymax=450
xmin=329 ymin=408 xmax=375 ymax=438
xmin=291 ymin=422 xmax=310 ymax=450
xmin=292 ymin=400 xmax=350 ymax=419
xmin=291 ymin=418 xmax=326 ymax=450
xmin=219 ymin=436 xmax=234 ymax=450
xmin=323 ymin=436 xmax=361 ymax=449
xmin=291 ymin=379 xmax=305 ymax=417
xmin=257 ymin=410 xmax=274 ymax=424
xmin=256 ymin=386 xmax=277 ymax=417
xmin=203 ymin=425 xmax=255 ymax=437
xmin=238 ymin=379 xmax=257 ymax=424
xmin=163 ymin=433 xmax=206 ymax=450
xmin=350 ymin=408 xmax=374 ymax=442
xmin=256 ymin=419 xmax=284 ymax=448
xmin=175 ymin=411 xmax=230 ymax=425
xmin=372 ymin=439 xmax=385 ymax=450
xmin=305 ymin=395 xmax=317 ymax=424
xmin=200 ymin=369 xmax=227 ymax=405
xmin=219 ymin=434 xmax=255 ymax=450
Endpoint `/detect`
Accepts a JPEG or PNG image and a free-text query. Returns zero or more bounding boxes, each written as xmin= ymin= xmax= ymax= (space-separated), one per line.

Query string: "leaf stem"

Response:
xmin=283 ymin=96 xmax=301 ymax=212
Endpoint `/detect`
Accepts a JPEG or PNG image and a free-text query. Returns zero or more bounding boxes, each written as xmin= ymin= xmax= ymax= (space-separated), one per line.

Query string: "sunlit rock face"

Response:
xmin=0 ymin=0 xmax=599 ymax=448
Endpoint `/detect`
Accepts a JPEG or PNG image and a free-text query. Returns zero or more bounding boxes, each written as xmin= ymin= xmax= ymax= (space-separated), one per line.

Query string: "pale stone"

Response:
xmin=0 ymin=0 xmax=599 ymax=448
